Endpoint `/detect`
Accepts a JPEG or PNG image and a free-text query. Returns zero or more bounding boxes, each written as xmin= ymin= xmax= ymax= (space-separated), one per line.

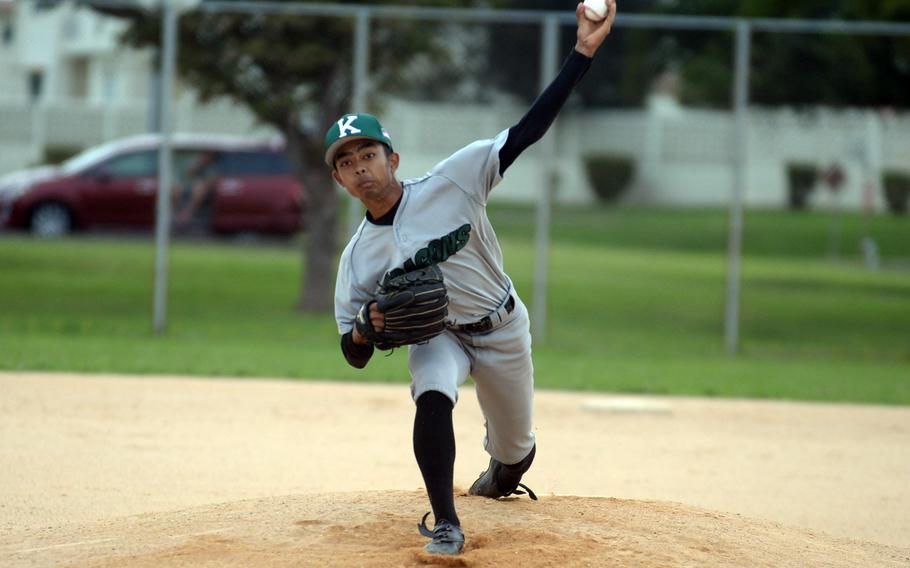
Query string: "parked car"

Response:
xmin=0 ymin=134 xmax=304 ymax=237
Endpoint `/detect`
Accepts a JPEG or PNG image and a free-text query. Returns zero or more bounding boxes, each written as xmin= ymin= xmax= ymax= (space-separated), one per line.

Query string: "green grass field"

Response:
xmin=1 ymin=205 xmax=908 ymax=404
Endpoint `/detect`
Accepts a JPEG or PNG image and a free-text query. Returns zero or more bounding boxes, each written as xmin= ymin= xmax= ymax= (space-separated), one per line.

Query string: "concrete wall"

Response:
xmin=380 ymin=98 xmax=909 ymax=212
xmin=2 ymin=94 xmax=908 ymax=213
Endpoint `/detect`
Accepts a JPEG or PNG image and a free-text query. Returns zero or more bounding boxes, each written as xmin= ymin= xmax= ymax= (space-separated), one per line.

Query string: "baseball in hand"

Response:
xmin=583 ymin=0 xmax=609 ymax=22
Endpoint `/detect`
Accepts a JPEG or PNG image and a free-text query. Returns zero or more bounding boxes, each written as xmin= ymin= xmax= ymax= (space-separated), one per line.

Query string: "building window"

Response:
xmin=1 ymin=21 xmax=12 ymax=46
xmin=28 ymin=71 xmax=44 ymax=102
xmin=62 ymin=15 xmax=79 ymax=41
xmin=33 ymin=0 xmax=55 ymax=13
xmin=69 ymin=57 xmax=89 ymax=99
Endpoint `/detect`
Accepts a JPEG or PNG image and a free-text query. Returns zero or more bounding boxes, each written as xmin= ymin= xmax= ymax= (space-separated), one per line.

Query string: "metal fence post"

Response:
xmin=724 ymin=20 xmax=751 ymax=355
xmin=148 ymin=68 xmax=162 ymax=132
xmin=346 ymin=9 xmax=370 ymax=238
xmin=531 ymin=15 xmax=560 ymax=344
xmin=153 ymin=0 xmax=178 ymax=335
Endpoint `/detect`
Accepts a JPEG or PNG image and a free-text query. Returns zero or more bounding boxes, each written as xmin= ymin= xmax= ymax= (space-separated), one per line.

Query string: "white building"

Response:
xmin=1 ymin=0 xmax=907 ymax=211
xmin=0 ymin=0 xmax=154 ymax=106
xmin=0 ymin=0 xmax=266 ymax=174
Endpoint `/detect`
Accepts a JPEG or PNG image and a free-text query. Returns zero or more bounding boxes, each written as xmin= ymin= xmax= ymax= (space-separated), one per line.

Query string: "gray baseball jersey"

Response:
xmin=334 ymin=129 xmax=514 ymax=332
xmin=334 ymin=128 xmax=536 ymax=465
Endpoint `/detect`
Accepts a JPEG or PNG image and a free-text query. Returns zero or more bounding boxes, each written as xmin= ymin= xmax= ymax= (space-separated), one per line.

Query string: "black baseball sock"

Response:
xmin=413 ymin=391 xmax=460 ymax=528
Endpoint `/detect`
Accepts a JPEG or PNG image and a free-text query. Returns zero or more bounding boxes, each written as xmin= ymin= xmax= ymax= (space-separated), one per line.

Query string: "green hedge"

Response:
xmin=883 ymin=171 xmax=910 ymax=215
xmin=42 ymin=145 xmax=84 ymax=165
xmin=786 ymin=162 xmax=818 ymax=210
xmin=583 ymin=155 xmax=636 ymax=203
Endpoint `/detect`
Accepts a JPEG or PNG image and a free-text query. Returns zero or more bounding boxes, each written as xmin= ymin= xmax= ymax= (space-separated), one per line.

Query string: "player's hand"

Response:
xmin=352 ymin=303 xmax=385 ymax=345
xmin=575 ymin=1 xmax=617 ymax=58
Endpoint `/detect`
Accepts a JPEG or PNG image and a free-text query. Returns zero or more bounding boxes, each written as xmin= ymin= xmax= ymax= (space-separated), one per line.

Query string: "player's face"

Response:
xmin=332 ymin=140 xmax=399 ymax=201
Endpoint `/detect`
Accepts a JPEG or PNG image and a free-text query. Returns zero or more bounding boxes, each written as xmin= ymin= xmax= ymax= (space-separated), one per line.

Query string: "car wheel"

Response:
xmin=30 ymin=203 xmax=73 ymax=238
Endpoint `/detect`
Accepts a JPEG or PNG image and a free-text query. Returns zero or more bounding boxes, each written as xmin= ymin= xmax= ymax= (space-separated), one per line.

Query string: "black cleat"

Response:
xmin=468 ymin=445 xmax=538 ymax=500
xmin=418 ymin=512 xmax=465 ymax=555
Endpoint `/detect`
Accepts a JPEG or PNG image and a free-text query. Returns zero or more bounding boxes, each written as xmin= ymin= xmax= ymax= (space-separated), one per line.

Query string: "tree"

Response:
xmin=646 ymin=0 xmax=910 ymax=109
xmin=487 ymin=0 xmax=910 ymax=109
xmin=84 ymin=0 xmax=477 ymax=312
xmin=483 ymin=0 xmax=664 ymax=108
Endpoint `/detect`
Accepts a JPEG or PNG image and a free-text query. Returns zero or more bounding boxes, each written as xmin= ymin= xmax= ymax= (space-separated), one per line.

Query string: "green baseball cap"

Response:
xmin=324 ymin=113 xmax=393 ymax=167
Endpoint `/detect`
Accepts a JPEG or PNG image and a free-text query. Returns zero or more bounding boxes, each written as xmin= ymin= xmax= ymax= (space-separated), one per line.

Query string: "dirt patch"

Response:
xmin=1 ymin=372 xmax=909 ymax=567
xmin=3 ymin=491 xmax=907 ymax=568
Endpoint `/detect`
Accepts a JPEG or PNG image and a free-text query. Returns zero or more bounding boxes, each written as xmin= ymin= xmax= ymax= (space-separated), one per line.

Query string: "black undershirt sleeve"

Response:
xmin=499 ymin=49 xmax=593 ymax=175
xmin=341 ymin=330 xmax=374 ymax=369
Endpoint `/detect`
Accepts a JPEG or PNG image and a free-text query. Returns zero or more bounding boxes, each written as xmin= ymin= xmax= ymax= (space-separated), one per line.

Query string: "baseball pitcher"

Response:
xmin=329 ymin=2 xmax=617 ymax=556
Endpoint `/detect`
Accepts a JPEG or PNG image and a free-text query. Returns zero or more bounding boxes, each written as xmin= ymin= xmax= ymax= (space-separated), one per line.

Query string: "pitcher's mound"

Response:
xmin=5 ymin=490 xmax=907 ymax=568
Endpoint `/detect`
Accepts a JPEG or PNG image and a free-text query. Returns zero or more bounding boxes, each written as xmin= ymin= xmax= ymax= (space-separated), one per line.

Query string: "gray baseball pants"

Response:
xmin=408 ymin=294 xmax=535 ymax=466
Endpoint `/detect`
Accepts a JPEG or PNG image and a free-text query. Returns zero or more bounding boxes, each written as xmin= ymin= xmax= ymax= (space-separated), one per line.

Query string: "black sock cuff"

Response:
xmin=503 ymin=444 xmax=536 ymax=474
xmin=416 ymin=390 xmax=454 ymax=412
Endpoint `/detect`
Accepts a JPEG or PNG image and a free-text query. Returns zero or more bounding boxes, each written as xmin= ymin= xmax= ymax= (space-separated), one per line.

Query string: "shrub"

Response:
xmin=786 ymin=163 xmax=818 ymax=210
xmin=42 ymin=145 xmax=84 ymax=165
xmin=584 ymin=155 xmax=635 ymax=203
xmin=882 ymin=171 xmax=910 ymax=215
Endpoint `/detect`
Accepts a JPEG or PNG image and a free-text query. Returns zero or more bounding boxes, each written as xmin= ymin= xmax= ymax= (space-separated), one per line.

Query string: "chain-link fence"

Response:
xmin=3 ymin=4 xmax=908 ymax=209
xmin=1 ymin=1 xmax=908 ymax=351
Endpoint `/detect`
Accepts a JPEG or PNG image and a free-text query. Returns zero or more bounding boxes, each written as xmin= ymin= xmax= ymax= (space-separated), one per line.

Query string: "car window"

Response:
xmin=218 ymin=151 xmax=290 ymax=176
xmin=103 ymin=150 xmax=158 ymax=178
xmin=61 ymin=140 xmax=122 ymax=174
xmin=174 ymin=150 xmax=203 ymax=184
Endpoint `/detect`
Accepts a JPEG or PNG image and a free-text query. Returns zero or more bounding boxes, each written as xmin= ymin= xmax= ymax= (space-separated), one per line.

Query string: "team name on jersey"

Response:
xmin=384 ymin=223 xmax=472 ymax=283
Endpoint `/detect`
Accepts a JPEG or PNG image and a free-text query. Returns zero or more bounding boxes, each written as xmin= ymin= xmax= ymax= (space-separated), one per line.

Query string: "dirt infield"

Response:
xmin=1 ymin=372 xmax=909 ymax=567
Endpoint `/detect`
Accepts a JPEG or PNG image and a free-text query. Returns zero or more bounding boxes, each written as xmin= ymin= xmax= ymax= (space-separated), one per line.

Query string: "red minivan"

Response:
xmin=0 ymin=134 xmax=304 ymax=237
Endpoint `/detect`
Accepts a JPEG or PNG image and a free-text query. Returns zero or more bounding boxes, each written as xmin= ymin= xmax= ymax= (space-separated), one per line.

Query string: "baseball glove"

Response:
xmin=355 ymin=264 xmax=449 ymax=350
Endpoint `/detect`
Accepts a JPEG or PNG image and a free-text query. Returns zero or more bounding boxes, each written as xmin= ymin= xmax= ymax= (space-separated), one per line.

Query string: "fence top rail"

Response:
xmin=749 ymin=18 xmax=910 ymax=36
xmin=82 ymin=0 xmax=910 ymax=35
xmin=195 ymin=2 xmax=742 ymax=30
xmin=201 ymin=2 xmax=910 ymax=35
